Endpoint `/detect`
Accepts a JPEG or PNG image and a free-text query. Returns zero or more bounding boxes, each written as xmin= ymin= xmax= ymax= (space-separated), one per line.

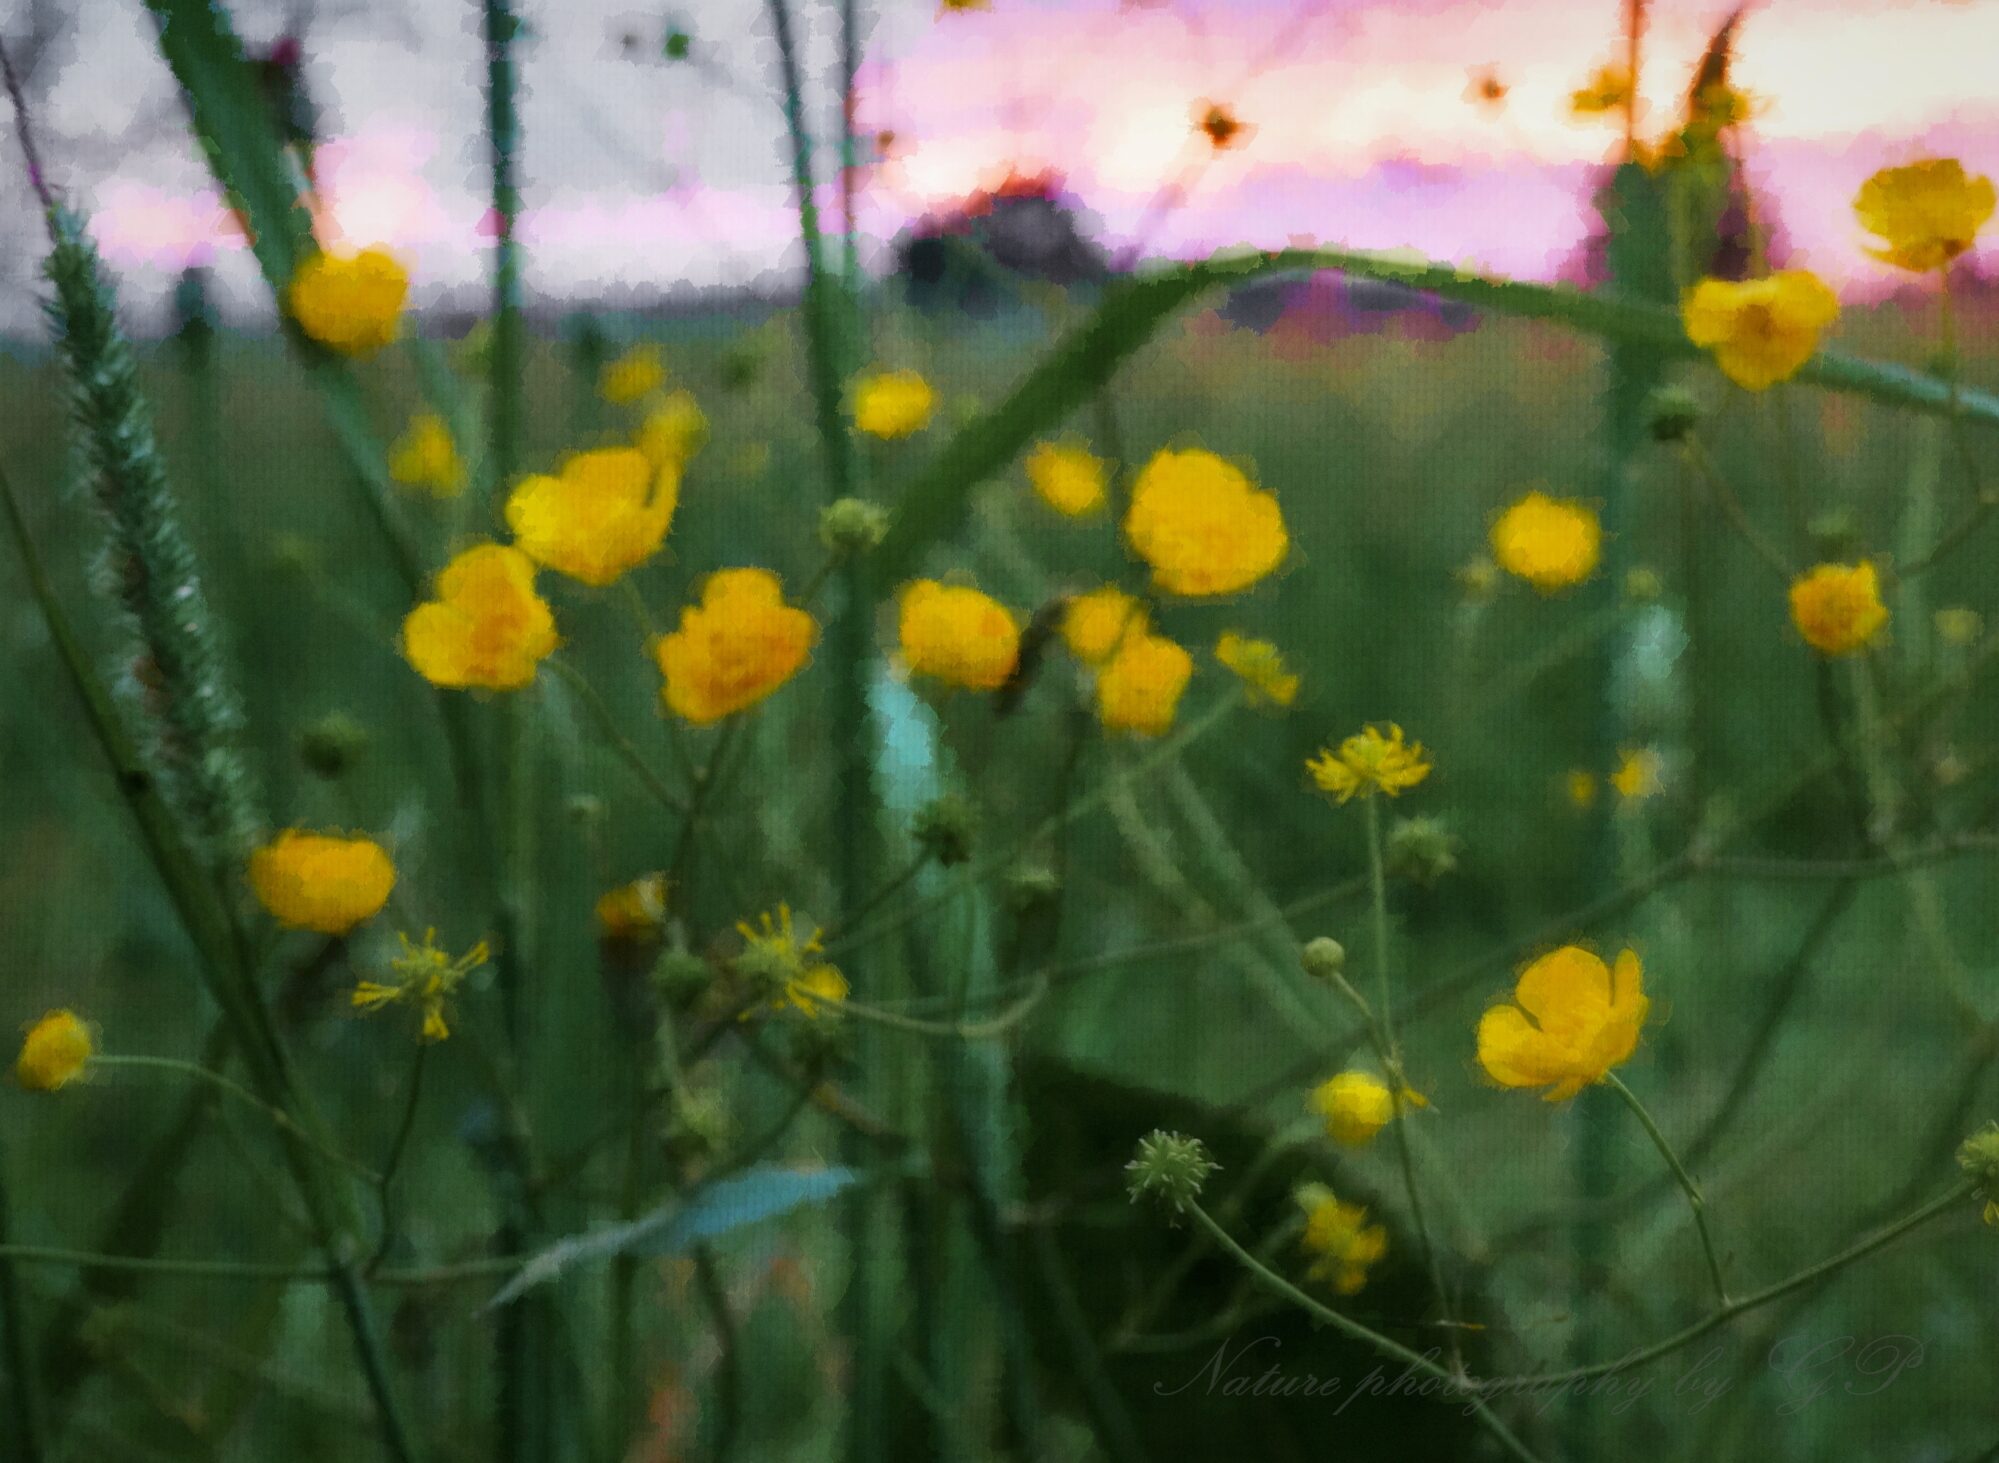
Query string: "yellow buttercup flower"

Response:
xmin=654 ymin=568 xmax=817 ymax=725
xmin=1610 ymin=747 xmax=1663 ymax=801
xmin=1026 ymin=440 xmax=1108 ymax=516
xmin=1682 ymin=271 xmax=1839 ymax=391
xmin=1490 ymin=491 xmax=1601 ymax=593
xmin=1854 ymin=159 xmax=1995 ymax=273
xmin=248 ymin=830 xmax=396 ymax=935
xmin=16 ymin=1010 xmax=93 ymax=1091
xmin=1295 ymin=1184 xmax=1388 ymax=1295
xmin=595 ymin=873 xmax=671 ymax=941
xmin=1307 ymin=724 xmax=1432 ymax=804
xmin=352 ymin=929 xmax=489 ymax=1042
xmin=388 ymin=412 xmax=465 ymax=497
xmin=402 ymin=543 xmax=559 ymax=691
xmin=1308 ymin=1071 xmax=1425 ymax=1147
xmin=898 ymin=580 xmax=1021 ymax=691
xmin=734 ymin=905 xmax=849 ymax=1019
xmin=505 ymin=447 xmax=678 ymax=587
xmin=1566 ymin=769 xmax=1599 ymax=810
xmin=636 ymin=390 xmax=709 ymax=469
xmin=1569 ymin=63 xmax=1631 ymax=118
xmin=1123 ymin=448 xmax=1288 ymax=597
xmin=1060 ymin=586 xmax=1147 ymax=665
xmin=1477 ymin=945 xmax=1649 ymax=1102
xmin=1789 ymin=561 xmax=1888 ymax=656
xmin=852 ymin=369 xmax=935 ymax=439
xmin=286 ymin=247 xmax=408 ymax=357
xmin=600 ymin=344 xmax=667 ymax=405
xmin=1095 ymin=632 xmax=1193 ymax=737
xmin=1215 ymin=631 xmax=1299 ymax=707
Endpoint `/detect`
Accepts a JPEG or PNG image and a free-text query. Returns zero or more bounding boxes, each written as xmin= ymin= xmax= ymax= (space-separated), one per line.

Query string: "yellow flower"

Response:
xmin=600 ymin=344 xmax=666 ymax=405
xmin=1682 ymin=272 xmax=1840 ymax=391
xmin=1789 ymin=561 xmax=1888 ymax=656
xmin=387 ymin=412 xmax=464 ymax=497
xmin=286 ymin=247 xmax=408 ymax=357
xmin=1308 ymin=1071 xmax=1425 ymax=1147
xmin=1936 ymin=607 xmax=1983 ymax=648
xmin=1026 ymin=439 xmax=1108 ymax=516
xmin=734 ymin=905 xmax=849 ymax=1019
xmin=505 ymin=447 xmax=678 ymax=587
xmin=1569 ymin=63 xmax=1631 ymax=118
xmin=636 ymin=390 xmax=710 ymax=469
xmin=1195 ymin=100 xmax=1249 ymax=152
xmin=1854 ymin=159 xmax=1995 ymax=273
xmin=595 ymin=873 xmax=671 ymax=941
xmin=248 ymin=830 xmax=396 ymax=935
xmin=1490 ymin=491 xmax=1601 ymax=592
xmin=654 ymin=568 xmax=817 ymax=724
xmin=352 ymin=929 xmax=489 ymax=1042
xmin=852 ymin=369 xmax=936 ymax=439
xmin=1477 ymin=945 xmax=1649 ymax=1102
xmin=1215 ymin=631 xmax=1299 ymax=708
xmin=1610 ymin=747 xmax=1663 ymax=801
xmin=1307 ymin=724 xmax=1432 ymax=804
xmin=1124 ymin=448 xmax=1288 ymax=597
xmin=16 ymin=1010 xmax=92 ymax=1091
xmin=1060 ymin=586 xmax=1147 ymax=665
xmin=1566 ymin=769 xmax=1599 ymax=810
xmin=402 ymin=543 xmax=559 ymax=690
xmin=1296 ymin=1184 xmax=1388 ymax=1295
xmin=898 ymin=580 xmax=1021 ymax=691
xmin=1095 ymin=632 xmax=1194 ymax=737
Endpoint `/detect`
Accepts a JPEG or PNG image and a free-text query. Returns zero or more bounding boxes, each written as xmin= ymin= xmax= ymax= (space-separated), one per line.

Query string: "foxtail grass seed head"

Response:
xmin=1956 ymin=1124 xmax=1999 ymax=1225
xmin=403 ymin=543 xmax=560 ymax=690
xmin=1125 ymin=1130 xmax=1217 ymax=1216
xmin=1385 ymin=814 xmax=1460 ymax=885
xmin=852 ymin=368 xmax=936 ymax=439
xmin=286 ymin=247 xmax=408 ymax=357
xmin=733 ymin=906 xmax=848 ymax=1019
xmin=818 ymin=497 xmax=890 ymax=557
xmin=1681 ymin=271 xmax=1839 ymax=391
xmin=1094 ymin=631 xmax=1194 ymax=737
xmin=1477 ymin=945 xmax=1649 ymax=1102
xmin=1308 ymin=724 xmax=1433 ymax=804
xmin=1295 ymin=1184 xmax=1388 ymax=1295
xmin=16 ymin=1010 xmax=93 ymax=1092
xmin=636 ymin=390 xmax=710 ymax=468
xmin=1854 ymin=159 xmax=1995 ymax=273
xmin=387 ymin=412 xmax=465 ymax=497
xmin=1300 ymin=936 xmax=1348 ymax=981
xmin=1645 ymin=384 xmax=1702 ymax=443
xmin=898 ymin=580 xmax=1022 ymax=691
xmin=1214 ymin=632 xmax=1299 ymax=708
xmin=1490 ymin=490 xmax=1601 ymax=592
xmin=654 ymin=568 xmax=818 ymax=724
xmin=1026 ymin=439 xmax=1108 ymax=516
xmin=1060 ymin=586 xmax=1147 ymax=665
xmin=505 ymin=447 xmax=678 ymax=587
xmin=249 ymin=830 xmax=396 ymax=935
xmin=298 ymin=712 xmax=369 ymax=780
xmin=599 ymin=343 xmax=666 ymax=404
xmin=1123 ymin=447 xmax=1288 ymax=597
xmin=1789 ymin=561 xmax=1888 ymax=656
xmin=351 ymin=929 xmax=489 ymax=1043
xmin=911 ymin=794 xmax=978 ymax=867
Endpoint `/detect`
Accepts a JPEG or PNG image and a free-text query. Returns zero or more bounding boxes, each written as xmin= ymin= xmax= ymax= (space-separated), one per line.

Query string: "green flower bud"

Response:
xmin=1957 ymin=1123 xmax=1999 ymax=1225
xmin=1386 ymin=815 xmax=1461 ymax=887
xmin=1125 ymin=1129 xmax=1218 ymax=1217
xmin=911 ymin=793 xmax=977 ymax=867
xmin=650 ymin=949 xmax=713 ymax=1005
xmin=1645 ymin=384 xmax=1701 ymax=443
xmin=298 ymin=712 xmax=368 ymax=779
xmin=1300 ymin=936 xmax=1347 ymax=980
xmin=818 ymin=497 xmax=890 ymax=557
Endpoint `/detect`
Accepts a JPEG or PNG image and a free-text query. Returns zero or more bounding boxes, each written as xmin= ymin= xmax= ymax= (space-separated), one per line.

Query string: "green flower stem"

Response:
xmin=1185 ymin=1202 xmax=1546 ymax=1463
xmin=92 ymin=1056 xmax=377 ymax=1183
xmin=368 ymin=1043 xmax=429 ymax=1271
xmin=546 ymin=657 xmax=688 ymax=813
xmin=1361 ymin=796 xmax=1398 ymax=1056
xmin=1681 ymin=434 xmax=1795 ymax=581
xmin=1604 ymin=1072 xmax=1730 ymax=1306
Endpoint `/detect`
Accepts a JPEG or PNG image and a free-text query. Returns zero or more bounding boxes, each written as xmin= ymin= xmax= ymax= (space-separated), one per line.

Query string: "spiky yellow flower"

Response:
xmin=898 ymin=580 xmax=1021 ymax=691
xmin=1309 ymin=1071 xmax=1425 ymax=1147
xmin=1307 ymin=724 xmax=1432 ymax=804
xmin=1490 ymin=491 xmax=1601 ymax=593
xmin=402 ymin=543 xmax=559 ymax=691
xmin=1789 ymin=561 xmax=1888 ymax=656
xmin=1682 ymin=271 xmax=1840 ymax=391
xmin=1610 ymin=747 xmax=1663 ymax=801
xmin=1124 ymin=448 xmax=1288 ymax=597
xmin=16 ymin=1010 xmax=93 ymax=1092
xmin=505 ymin=447 xmax=678 ymax=587
xmin=286 ymin=247 xmax=408 ymax=357
xmin=1569 ymin=63 xmax=1631 ymax=118
xmin=852 ymin=369 xmax=936 ymax=439
xmin=352 ymin=929 xmax=489 ymax=1042
xmin=1026 ymin=440 xmax=1108 ymax=516
xmin=1060 ymin=586 xmax=1147 ymax=665
xmin=734 ymin=905 xmax=849 ymax=1019
xmin=1477 ymin=945 xmax=1649 ymax=1102
xmin=387 ymin=412 xmax=465 ymax=497
xmin=595 ymin=873 xmax=671 ymax=941
xmin=248 ymin=830 xmax=396 ymax=935
xmin=600 ymin=344 xmax=667 ymax=405
xmin=654 ymin=568 xmax=818 ymax=724
xmin=1215 ymin=631 xmax=1299 ymax=707
xmin=1854 ymin=159 xmax=1995 ymax=273
xmin=636 ymin=390 xmax=709 ymax=469
xmin=1296 ymin=1184 xmax=1388 ymax=1295
xmin=1095 ymin=632 xmax=1193 ymax=737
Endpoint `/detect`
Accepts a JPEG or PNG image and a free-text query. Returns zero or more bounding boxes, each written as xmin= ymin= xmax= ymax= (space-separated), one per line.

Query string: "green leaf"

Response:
xmin=484 ymin=1165 xmax=860 ymax=1309
xmin=872 ymin=246 xmax=1999 ymax=584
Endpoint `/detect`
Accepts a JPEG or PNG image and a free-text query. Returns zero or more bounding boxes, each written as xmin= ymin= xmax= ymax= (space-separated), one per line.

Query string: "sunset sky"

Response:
xmin=18 ymin=0 xmax=1999 ymax=328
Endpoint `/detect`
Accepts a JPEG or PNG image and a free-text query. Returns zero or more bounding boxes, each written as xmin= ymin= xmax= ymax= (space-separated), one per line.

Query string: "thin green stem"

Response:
xmin=369 ymin=1043 xmax=428 ymax=1270
xmin=1361 ymin=796 xmax=1397 ymax=1059
xmin=0 ymin=1148 xmax=48 ymax=1463
xmin=92 ymin=1055 xmax=379 ymax=1183
xmin=1683 ymin=435 xmax=1794 ymax=580
xmin=1604 ymin=1073 xmax=1729 ymax=1306
xmin=547 ymin=657 xmax=688 ymax=812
